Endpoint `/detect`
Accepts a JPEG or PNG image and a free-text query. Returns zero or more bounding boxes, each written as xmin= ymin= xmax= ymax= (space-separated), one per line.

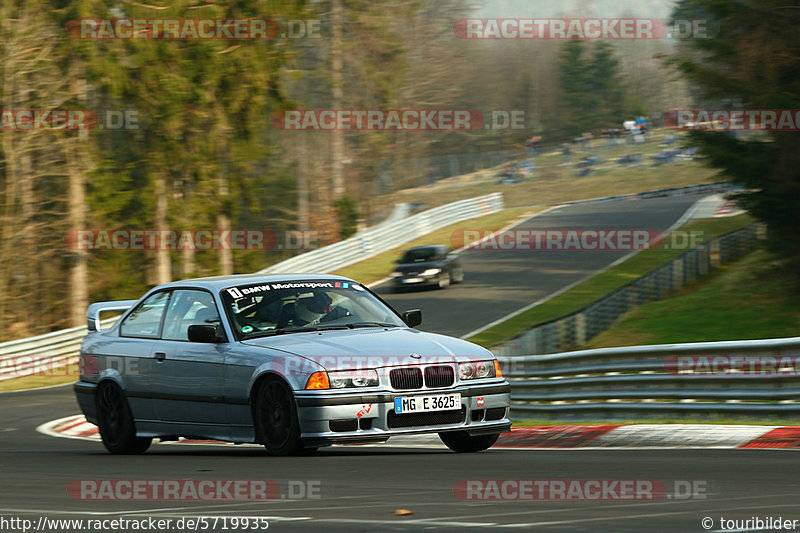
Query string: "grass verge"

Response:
xmin=0 ymin=363 xmax=78 ymax=393
xmin=584 ymin=247 xmax=800 ymax=348
xmin=467 ymin=214 xmax=755 ymax=347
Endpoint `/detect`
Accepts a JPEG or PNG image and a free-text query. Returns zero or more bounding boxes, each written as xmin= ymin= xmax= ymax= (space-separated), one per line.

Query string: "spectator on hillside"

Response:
xmin=526 ymin=135 xmax=542 ymax=157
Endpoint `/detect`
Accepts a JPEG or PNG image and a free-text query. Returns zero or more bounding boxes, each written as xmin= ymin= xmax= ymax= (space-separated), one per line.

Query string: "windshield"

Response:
xmin=399 ymin=248 xmax=439 ymax=263
xmin=221 ymin=280 xmax=405 ymax=339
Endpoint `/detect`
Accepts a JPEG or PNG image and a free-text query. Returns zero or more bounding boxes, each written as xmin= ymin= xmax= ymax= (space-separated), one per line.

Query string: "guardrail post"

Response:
xmin=699 ymin=243 xmax=710 ymax=276
xmin=673 ymin=257 xmax=684 ymax=289
xmin=575 ymin=312 xmax=587 ymax=346
xmin=710 ymin=239 xmax=721 ymax=267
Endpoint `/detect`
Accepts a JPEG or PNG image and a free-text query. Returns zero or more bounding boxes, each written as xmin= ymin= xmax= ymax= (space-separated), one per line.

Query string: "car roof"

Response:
xmin=404 ymin=244 xmax=447 ymax=253
xmin=157 ymin=273 xmax=356 ymax=291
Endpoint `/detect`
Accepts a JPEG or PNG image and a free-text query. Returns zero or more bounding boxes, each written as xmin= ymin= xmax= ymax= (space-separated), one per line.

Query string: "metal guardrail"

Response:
xmin=0 ymin=319 xmax=116 ymax=382
xmin=492 ymin=224 xmax=761 ymax=357
xmin=498 ymin=337 xmax=800 ymax=419
xmin=258 ymin=192 xmax=503 ymax=274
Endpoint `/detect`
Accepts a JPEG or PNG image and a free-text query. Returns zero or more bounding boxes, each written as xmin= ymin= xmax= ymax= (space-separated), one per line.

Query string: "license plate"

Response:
xmin=394 ymin=393 xmax=461 ymax=414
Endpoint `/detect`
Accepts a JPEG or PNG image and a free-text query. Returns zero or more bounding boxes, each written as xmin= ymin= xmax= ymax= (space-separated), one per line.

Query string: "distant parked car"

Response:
xmin=496 ymin=164 xmax=522 ymax=184
xmin=652 ymin=148 xmax=682 ymax=166
xmin=577 ymin=154 xmax=598 ymax=168
xmin=391 ymin=245 xmax=464 ymax=291
xmin=617 ymin=153 xmax=642 ymax=165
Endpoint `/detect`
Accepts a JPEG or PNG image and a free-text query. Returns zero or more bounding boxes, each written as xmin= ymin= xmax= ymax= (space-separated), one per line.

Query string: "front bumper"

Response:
xmin=393 ymin=273 xmax=440 ymax=287
xmin=294 ymin=381 xmax=511 ymax=447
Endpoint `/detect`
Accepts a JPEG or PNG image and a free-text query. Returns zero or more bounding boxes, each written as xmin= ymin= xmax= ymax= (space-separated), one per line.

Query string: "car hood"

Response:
xmin=240 ymin=327 xmax=492 ymax=370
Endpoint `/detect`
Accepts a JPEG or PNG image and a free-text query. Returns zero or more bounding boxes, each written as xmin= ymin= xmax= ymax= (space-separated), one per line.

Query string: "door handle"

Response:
xmin=154 ymin=352 xmax=166 ymax=361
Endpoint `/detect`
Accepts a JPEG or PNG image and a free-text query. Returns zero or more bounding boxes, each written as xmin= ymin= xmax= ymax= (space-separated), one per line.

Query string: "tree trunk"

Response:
xmin=297 ymin=133 xmax=309 ymax=232
xmin=154 ymin=174 xmax=171 ymax=284
xmin=217 ymin=161 xmax=233 ymax=275
xmin=68 ymin=77 xmax=89 ymax=326
xmin=67 ymin=142 xmax=88 ymax=326
xmin=330 ymin=0 xmax=345 ymax=200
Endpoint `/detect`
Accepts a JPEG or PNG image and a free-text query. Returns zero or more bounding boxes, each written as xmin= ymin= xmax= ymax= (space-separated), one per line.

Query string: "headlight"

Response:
xmin=422 ymin=268 xmax=441 ymax=276
xmin=327 ymin=369 xmax=379 ymax=389
xmin=458 ymin=360 xmax=496 ymax=380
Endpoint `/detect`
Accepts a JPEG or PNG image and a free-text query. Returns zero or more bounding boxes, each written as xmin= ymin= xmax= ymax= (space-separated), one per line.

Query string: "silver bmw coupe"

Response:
xmin=74 ymin=274 xmax=511 ymax=455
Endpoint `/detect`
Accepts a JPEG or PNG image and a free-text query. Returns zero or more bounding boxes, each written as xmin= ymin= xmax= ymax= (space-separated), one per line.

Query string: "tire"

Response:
xmin=254 ymin=378 xmax=304 ymax=456
xmin=437 ymin=271 xmax=451 ymax=289
xmin=95 ymin=382 xmax=152 ymax=454
xmin=439 ymin=431 xmax=499 ymax=453
xmin=452 ymin=267 xmax=465 ymax=284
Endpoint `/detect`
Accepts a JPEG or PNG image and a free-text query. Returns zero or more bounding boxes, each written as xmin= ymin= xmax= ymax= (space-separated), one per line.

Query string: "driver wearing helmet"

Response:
xmin=294 ymin=290 xmax=333 ymax=326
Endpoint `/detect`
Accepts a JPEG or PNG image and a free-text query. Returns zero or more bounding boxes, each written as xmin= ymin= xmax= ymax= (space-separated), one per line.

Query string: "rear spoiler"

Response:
xmin=87 ymin=300 xmax=139 ymax=332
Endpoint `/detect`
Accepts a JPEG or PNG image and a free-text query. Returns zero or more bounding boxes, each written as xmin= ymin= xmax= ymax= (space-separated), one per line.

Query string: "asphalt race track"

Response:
xmin=2 ymin=387 xmax=799 ymax=532
xmin=377 ymin=195 xmax=701 ymax=337
xmin=3 ymin=194 xmax=798 ymax=533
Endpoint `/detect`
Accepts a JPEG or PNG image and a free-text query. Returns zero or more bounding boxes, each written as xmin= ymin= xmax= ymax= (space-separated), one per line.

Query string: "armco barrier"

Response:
xmin=492 ymin=224 xmax=760 ymax=357
xmin=0 ymin=319 xmax=116 ymax=382
xmin=257 ymin=192 xmax=503 ymax=274
xmin=498 ymin=336 xmax=800 ymax=419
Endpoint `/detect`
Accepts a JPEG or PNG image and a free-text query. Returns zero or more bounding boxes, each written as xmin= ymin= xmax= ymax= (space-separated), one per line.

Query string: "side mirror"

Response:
xmin=188 ymin=324 xmax=221 ymax=343
xmin=401 ymin=309 xmax=422 ymax=328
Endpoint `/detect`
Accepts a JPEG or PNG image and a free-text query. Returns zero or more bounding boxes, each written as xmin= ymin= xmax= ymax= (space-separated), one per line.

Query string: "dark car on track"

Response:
xmin=391 ymin=245 xmax=464 ymax=291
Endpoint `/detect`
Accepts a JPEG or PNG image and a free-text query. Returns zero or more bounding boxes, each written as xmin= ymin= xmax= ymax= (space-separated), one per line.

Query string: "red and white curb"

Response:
xmin=38 ymin=415 xmax=800 ymax=449
xmin=498 ymin=425 xmax=800 ymax=449
xmin=40 ymin=415 xmax=101 ymax=441
xmin=689 ymin=194 xmax=745 ymax=219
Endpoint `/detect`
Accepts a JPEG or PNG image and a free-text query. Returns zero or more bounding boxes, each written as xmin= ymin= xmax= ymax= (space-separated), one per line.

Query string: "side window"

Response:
xmin=120 ymin=291 xmax=171 ymax=338
xmin=161 ymin=289 xmax=221 ymax=341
